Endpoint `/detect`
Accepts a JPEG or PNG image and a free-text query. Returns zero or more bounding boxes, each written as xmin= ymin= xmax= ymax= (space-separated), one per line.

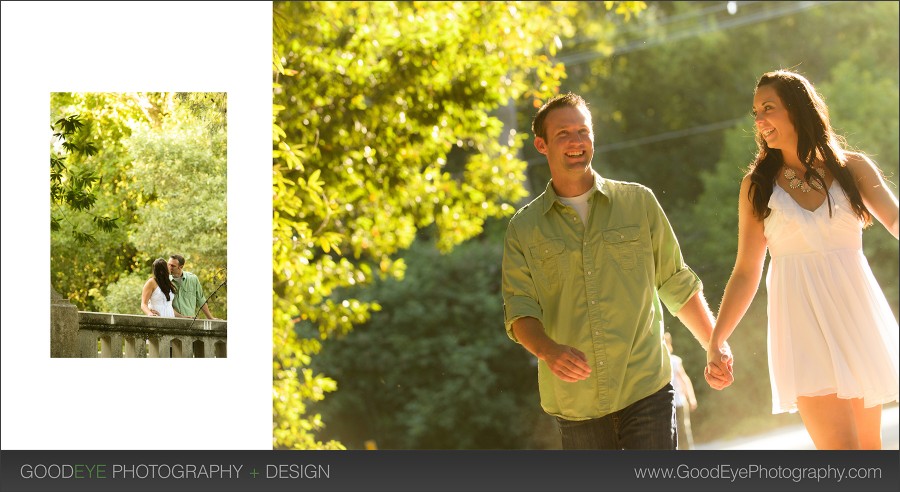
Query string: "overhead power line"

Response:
xmin=524 ymin=1 xmax=839 ymax=168
xmin=559 ymin=1 xmax=835 ymax=66
xmin=595 ymin=117 xmax=748 ymax=153
xmin=526 ymin=117 xmax=750 ymax=167
xmin=564 ymin=0 xmax=758 ymax=49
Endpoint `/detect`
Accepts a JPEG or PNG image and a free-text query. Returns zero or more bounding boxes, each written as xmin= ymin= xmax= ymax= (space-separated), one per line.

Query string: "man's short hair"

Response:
xmin=170 ymin=254 xmax=186 ymax=267
xmin=532 ymin=92 xmax=590 ymax=141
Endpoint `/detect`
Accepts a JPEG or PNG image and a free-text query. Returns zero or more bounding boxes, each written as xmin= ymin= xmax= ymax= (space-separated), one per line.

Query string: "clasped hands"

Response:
xmin=704 ymin=342 xmax=734 ymax=390
xmin=543 ymin=340 xmax=735 ymax=390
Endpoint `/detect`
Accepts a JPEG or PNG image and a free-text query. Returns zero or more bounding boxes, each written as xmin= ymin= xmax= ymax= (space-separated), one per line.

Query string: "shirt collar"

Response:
xmin=541 ymin=170 xmax=608 ymax=215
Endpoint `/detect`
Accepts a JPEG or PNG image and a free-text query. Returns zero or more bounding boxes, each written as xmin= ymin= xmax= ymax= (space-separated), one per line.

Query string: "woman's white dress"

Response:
xmin=764 ymin=180 xmax=899 ymax=413
xmin=149 ymin=285 xmax=175 ymax=318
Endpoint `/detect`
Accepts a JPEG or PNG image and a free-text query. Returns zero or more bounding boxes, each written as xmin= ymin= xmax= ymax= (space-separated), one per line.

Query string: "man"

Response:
xmin=501 ymin=93 xmax=731 ymax=449
xmin=167 ymin=254 xmax=219 ymax=320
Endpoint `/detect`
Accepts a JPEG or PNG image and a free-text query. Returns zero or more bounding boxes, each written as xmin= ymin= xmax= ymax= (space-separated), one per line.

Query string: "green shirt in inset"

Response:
xmin=171 ymin=271 xmax=207 ymax=318
xmin=501 ymin=172 xmax=701 ymax=420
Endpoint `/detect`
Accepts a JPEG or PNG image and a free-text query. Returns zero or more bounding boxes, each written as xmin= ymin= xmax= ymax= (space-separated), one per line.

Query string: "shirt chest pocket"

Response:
xmin=603 ymin=226 xmax=642 ymax=271
xmin=529 ymin=238 xmax=568 ymax=286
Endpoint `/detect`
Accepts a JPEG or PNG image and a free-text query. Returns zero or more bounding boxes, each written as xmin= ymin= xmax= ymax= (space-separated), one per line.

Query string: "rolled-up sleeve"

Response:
xmin=501 ymin=219 xmax=543 ymax=342
xmin=658 ymin=266 xmax=701 ymax=314
xmin=645 ymin=190 xmax=702 ymax=314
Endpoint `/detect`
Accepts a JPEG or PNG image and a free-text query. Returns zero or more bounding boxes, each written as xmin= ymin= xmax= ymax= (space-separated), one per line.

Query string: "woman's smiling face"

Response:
xmin=753 ymin=84 xmax=797 ymax=152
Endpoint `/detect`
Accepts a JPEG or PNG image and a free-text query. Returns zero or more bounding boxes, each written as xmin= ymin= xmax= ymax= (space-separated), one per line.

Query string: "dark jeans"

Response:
xmin=556 ymin=383 xmax=676 ymax=450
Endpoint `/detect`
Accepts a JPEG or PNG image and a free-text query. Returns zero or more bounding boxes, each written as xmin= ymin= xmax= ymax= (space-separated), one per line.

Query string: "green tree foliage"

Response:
xmin=572 ymin=1 xmax=898 ymax=441
xmin=821 ymin=60 xmax=900 ymax=314
xmin=681 ymin=56 xmax=900 ymax=439
xmin=311 ymin=238 xmax=542 ymax=449
xmin=50 ymin=114 xmax=117 ymax=242
xmin=682 ymin=126 xmax=788 ymax=440
xmin=50 ymin=93 xmax=228 ymax=316
xmin=51 ymin=93 xmax=155 ymax=309
xmin=126 ymin=95 xmax=228 ymax=308
xmin=273 ymin=1 xmax=896 ymax=448
xmin=272 ymin=0 xmax=645 ymax=449
xmin=98 ymin=273 xmax=146 ymax=314
xmin=554 ymin=1 xmax=898 ymax=211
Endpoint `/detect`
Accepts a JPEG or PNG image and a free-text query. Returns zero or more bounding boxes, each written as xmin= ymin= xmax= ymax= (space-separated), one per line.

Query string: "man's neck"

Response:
xmin=551 ymin=170 xmax=595 ymax=198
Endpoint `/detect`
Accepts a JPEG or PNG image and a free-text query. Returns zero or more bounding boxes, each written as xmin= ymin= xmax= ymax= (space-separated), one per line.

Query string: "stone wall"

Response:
xmin=50 ymin=289 xmax=80 ymax=357
xmin=50 ymin=290 xmax=227 ymax=358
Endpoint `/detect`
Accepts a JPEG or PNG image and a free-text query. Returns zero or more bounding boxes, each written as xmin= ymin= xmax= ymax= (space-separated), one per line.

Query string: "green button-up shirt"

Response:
xmin=171 ymin=271 xmax=207 ymax=318
xmin=502 ymin=172 xmax=701 ymax=420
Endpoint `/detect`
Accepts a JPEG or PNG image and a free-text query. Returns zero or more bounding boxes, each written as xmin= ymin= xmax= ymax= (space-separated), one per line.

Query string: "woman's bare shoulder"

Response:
xmin=842 ymin=151 xmax=875 ymax=171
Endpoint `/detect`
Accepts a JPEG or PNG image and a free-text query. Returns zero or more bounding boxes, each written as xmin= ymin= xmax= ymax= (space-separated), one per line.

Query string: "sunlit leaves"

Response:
xmin=50 ymin=112 xmax=118 ymax=245
xmin=605 ymin=1 xmax=647 ymax=21
xmin=53 ymin=114 xmax=85 ymax=138
xmin=272 ymin=0 xmax=643 ymax=449
xmin=573 ymin=1 xmax=897 ymax=441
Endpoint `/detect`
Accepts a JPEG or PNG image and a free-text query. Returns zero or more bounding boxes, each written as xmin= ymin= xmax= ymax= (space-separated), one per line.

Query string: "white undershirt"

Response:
xmin=558 ymin=188 xmax=592 ymax=225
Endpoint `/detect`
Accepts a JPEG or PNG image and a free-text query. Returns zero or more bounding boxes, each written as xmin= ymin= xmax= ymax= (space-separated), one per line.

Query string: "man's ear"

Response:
xmin=534 ymin=137 xmax=548 ymax=155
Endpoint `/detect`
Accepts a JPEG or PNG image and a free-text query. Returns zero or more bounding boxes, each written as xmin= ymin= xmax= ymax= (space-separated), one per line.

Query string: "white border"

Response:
xmin=1 ymin=1 xmax=272 ymax=450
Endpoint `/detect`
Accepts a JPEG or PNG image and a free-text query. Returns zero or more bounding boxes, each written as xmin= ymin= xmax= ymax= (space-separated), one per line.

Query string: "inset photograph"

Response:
xmin=50 ymin=92 xmax=227 ymax=358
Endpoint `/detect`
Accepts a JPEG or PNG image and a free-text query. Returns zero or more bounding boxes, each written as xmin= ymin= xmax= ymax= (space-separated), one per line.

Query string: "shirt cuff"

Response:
xmin=503 ymin=295 xmax=543 ymax=343
xmin=658 ymin=267 xmax=702 ymax=315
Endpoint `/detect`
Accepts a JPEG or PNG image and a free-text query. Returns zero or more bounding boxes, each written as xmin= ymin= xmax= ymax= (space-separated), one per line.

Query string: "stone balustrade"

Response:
xmin=51 ymin=289 xmax=227 ymax=358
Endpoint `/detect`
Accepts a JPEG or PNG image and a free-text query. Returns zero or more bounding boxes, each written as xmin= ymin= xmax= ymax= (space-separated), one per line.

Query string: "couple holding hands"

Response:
xmin=502 ymin=70 xmax=898 ymax=450
xmin=140 ymin=254 xmax=218 ymax=320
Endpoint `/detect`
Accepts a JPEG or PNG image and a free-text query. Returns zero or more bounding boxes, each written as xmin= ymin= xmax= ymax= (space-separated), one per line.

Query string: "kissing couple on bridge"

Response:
xmin=140 ymin=254 xmax=222 ymax=320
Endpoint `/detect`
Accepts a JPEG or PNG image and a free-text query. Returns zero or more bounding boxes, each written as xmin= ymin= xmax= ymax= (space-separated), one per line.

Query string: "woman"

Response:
xmin=141 ymin=258 xmax=184 ymax=318
xmin=706 ymin=70 xmax=899 ymax=449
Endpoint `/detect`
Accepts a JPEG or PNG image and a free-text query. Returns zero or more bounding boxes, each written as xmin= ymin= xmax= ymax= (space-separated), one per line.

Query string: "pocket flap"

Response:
xmin=603 ymin=226 xmax=640 ymax=243
xmin=530 ymin=239 xmax=565 ymax=259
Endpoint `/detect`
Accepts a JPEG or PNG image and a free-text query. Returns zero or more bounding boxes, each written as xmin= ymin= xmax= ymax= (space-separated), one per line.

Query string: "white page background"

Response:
xmin=1 ymin=1 xmax=273 ymax=450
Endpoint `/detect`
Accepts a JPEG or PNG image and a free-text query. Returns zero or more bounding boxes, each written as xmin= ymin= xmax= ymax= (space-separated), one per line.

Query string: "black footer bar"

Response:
xmin=2 ymin=449 xmax=898 ymax=492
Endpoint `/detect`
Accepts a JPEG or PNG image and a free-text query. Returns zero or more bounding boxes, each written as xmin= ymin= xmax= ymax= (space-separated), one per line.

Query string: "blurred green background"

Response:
xmin=272 ymin=1 xmax=898 ymax=449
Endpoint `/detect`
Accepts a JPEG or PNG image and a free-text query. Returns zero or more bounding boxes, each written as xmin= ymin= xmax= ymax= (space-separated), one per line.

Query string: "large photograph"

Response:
xmin=272 ymin=1 xmax=898 ymax=451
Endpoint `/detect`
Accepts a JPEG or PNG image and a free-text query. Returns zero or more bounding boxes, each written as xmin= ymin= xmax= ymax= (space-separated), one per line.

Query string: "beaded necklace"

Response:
xmin=783 ymin=166 xmax=825 ymax=193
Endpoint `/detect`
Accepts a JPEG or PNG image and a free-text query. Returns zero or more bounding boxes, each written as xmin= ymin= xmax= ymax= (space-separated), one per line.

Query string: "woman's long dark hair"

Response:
xmin=153 ymin=258 xmax=176 ymax=301
xmin=746 ymin=70 xmax=871 ymax=226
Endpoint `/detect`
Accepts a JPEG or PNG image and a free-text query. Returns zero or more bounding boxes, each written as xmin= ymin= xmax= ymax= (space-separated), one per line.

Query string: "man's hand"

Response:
xmin=201 ymin=305 xmax=219 ymax=320
xmin=510 ymin=317 xmax=591 ymax=382
xmin=705 ymin=341 xmax=734 ymax=390
xmin=545 ymin=344 xmax=592 ymax=382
